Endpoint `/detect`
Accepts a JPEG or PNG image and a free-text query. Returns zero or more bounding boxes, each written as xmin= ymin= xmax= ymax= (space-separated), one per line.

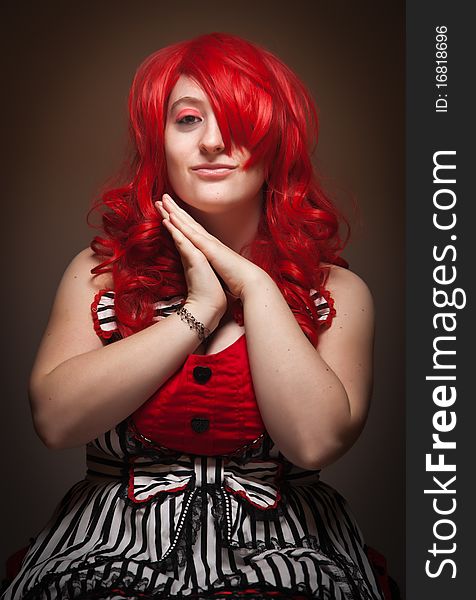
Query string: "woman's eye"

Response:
xmin=177 ymin=115 xmax=201 ymax=125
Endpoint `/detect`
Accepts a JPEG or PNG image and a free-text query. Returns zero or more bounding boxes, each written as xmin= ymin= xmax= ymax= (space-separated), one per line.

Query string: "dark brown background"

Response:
xmin=1 ymin=0 xmax=405 ymax=593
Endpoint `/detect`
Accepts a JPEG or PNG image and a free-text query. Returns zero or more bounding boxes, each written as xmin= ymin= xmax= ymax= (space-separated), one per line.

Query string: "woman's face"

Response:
xmin=164 ymin=75 xmax=265 ymax=214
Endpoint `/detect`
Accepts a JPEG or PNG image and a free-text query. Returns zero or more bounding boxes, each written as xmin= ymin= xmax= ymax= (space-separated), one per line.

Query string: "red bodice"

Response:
xmin=91 ymin=290 xmax=265 ymax=456
xmin=91 ymin=288 xmax=334 ymax=457
xmin=131 ymin=331 xmax=266 ymax=456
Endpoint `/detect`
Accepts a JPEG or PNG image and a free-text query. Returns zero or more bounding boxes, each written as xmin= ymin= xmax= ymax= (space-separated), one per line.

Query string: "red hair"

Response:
xmin=88 ymin=32 xmax=350 ymax=346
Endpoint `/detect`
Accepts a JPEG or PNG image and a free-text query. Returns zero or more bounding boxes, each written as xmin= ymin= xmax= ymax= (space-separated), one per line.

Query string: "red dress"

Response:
xmin=130 ymin=325 xmax=265 ymax=458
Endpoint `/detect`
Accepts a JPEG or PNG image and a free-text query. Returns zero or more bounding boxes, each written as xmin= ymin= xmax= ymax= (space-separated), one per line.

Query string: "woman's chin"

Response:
xmin=176 ymin=193 xmax=236 ymax=214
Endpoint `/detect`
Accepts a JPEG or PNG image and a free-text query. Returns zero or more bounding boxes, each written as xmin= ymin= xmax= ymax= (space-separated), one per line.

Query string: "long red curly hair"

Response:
xmin=88 ymin=32 xmax=350 ymax=346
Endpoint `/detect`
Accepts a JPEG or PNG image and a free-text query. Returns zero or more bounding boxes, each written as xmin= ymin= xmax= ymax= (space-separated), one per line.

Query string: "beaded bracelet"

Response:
xmin=177 ymin=306 xmax=211 ymax=341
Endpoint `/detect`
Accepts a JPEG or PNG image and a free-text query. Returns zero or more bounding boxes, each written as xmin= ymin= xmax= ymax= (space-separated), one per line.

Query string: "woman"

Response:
xmin=3 ymin=32 xmax=391 ymax=599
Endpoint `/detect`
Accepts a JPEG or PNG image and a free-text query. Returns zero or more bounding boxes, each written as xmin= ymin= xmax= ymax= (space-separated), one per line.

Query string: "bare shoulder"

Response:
xmin=29 ymin=247 xmax=114 ymax=388
xmin=318 ymin=264 xmax=375 ymax=344
xmin=324 ymin=264 xmax=374 ymax=312
xmin=69 ymin=247 xmax=114 ymax=291
xmin=51 ymin=245 xmax=115 ymax=327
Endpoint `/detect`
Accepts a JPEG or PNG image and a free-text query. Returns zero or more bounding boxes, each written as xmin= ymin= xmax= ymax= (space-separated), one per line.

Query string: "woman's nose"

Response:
xmin=199 ymin=117 xmax=225 ymax=154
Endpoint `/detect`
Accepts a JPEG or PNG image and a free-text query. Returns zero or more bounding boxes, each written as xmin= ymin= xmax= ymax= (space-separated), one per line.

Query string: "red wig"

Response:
xmin=88 ymin=32 xmax=350 ymax=346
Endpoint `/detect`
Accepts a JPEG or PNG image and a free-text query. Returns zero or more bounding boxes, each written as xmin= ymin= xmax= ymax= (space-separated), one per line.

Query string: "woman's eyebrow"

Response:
xmin=169 ymin=96 xmax=204 ymax=113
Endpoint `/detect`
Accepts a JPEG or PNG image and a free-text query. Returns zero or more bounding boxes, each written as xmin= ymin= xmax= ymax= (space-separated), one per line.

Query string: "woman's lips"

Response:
xmin=191 ymin=167 xmax=236 ymax=179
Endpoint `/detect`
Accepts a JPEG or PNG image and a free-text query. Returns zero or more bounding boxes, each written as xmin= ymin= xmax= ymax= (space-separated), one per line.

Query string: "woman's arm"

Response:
xmin=29 ymin=248 xmax=222 ymax=450
xmin=241 ymin=265 xmax=375 ymax=470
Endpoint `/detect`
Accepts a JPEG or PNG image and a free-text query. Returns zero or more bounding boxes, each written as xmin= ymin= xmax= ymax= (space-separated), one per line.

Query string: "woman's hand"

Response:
xmin=156 ymin=194 xmax=269 ymax=302
xmin=155 ymin=197 xmax=227 ymax=316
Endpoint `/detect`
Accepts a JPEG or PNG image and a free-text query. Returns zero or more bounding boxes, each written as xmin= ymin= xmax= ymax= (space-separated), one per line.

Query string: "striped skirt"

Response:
xmin=2 ymin=428 xmax=385 ymax=599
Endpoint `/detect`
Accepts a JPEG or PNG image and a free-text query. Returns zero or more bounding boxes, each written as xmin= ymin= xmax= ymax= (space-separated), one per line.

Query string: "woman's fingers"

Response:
xmin=161 ymin=218 xmax=201 ymax=262
xmin=156 ymin=199 xmax=220 ymax=258
xmin=160 ymin=208 xmax=228 ymax=313
xmin=162 ymin=194 xmax=193 ymax=222
xmin=157 ymin=195 xmax=217 ymax=246
xmin=157 ymin=200 xmax=214 ymax=264
xmin=162 ymin=194 xmax=215 ymax=239
xmin=156 ymin=201 xmax=169 ymax=221
xmin=168 ymin=211 xmax=220 ymax=260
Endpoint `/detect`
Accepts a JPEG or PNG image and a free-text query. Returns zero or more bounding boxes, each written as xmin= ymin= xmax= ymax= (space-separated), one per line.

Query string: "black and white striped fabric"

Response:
xmin=92 ymin=289 xmax=334 ymax=343
xmin=4 ymin=425 xmax=384 ymax=599
xmin=92 ymin=292 xmax=187 ymax=344
xmin=2 ymin=290 xmax=385 ymax=600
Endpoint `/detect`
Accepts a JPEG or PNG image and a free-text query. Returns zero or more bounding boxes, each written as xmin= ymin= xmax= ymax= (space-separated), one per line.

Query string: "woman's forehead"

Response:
xmin=168 ymin=76 xmax=209 ymax=112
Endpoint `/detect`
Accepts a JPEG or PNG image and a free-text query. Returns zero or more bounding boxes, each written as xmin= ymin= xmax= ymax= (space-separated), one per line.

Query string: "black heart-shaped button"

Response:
xmin=191 ymin=417 xmax=210 ymax=433
xmin=193 ymin=366 xmax=212 ymax=384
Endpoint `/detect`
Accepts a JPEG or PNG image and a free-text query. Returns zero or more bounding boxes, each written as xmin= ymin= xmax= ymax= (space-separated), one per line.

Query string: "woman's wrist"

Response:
xmin=176 ymin=305 xmax=212 ymax=341
xmin=239 ymin=271 xmax=275 ymax=302
xmin=181 ymin=300 xmax=223 ymax=337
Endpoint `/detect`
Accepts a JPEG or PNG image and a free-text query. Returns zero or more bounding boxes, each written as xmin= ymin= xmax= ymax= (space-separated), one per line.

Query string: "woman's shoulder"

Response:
xmin=66 ymin=248 xmax=116 ymax=344
xmin=320 ymin=263 xmax=375 ymax=329
xmin=29 ymin=248 xmax=117 ymax=392
xmin=321 ymin=263 xmax=373 ymax=301
xmin=73 ymin=246 xmax=115 ymax=292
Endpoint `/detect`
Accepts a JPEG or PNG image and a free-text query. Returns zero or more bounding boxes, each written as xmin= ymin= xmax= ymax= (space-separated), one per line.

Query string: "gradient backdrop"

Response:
xmin=1 ymin=1 xmax=405 ymax=593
